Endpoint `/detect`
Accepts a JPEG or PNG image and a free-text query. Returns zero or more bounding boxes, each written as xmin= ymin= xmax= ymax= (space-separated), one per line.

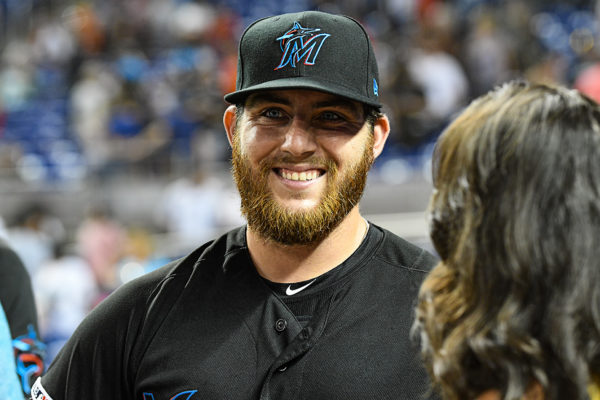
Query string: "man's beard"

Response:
xmin=231 ymin=131 xmax=374 ymax=245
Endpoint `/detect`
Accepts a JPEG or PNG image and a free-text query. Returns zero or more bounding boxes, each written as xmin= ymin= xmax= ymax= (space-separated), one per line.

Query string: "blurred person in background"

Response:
xmin=69 ymin=59 xmax=119 ymax=171
xmin=156 ymin=169 xmax=244 ymax=251
xmin=405 ymin=3 xmax=468 ymax=134
xmin=75 ymin=205 xmax=126 ymax=301
xmin=413 ymin=81 xmax=600 ymax=400
xmin=0 ymin=238 xmax=45 ymax=398
xmin=462 ymin=9 xmax=513 ymax=97
xmin=6 ymin=205 xmax=59 ymax=278
xmin=114 ymin=226 xmax=173 ymax=284
xmin=32 ymin=10 xmax=437 ymax=400
xmin=33 ymin=241 xmax=97 ymax=364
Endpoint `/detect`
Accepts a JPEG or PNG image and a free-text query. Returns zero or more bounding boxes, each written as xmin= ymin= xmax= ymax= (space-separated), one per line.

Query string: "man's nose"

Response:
xmin=280 ymin=119 xmax=317 ymax=157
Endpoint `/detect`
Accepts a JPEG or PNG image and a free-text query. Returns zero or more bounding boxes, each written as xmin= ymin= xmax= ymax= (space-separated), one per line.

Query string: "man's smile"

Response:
xmin=274 ymin=167 xmax=326 ymax=182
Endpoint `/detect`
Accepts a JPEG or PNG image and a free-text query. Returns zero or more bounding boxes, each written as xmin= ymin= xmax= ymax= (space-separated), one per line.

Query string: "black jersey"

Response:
xmin=34 ymin=224 xmax=438 ymax=400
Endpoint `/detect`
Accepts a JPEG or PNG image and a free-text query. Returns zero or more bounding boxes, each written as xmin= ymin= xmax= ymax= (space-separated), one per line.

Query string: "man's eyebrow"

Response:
xmin=245 ymin=93 xmax=291 ymax=108
xmin=245 ymin=92 xmax=362 ymax=116
xmin=314 ymin=98 xmax=361 ymax=114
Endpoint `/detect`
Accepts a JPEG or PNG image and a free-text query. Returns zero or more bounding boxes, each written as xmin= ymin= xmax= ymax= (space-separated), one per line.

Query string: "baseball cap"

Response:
xmin=224 ymin=10 xmax=381 ymax=108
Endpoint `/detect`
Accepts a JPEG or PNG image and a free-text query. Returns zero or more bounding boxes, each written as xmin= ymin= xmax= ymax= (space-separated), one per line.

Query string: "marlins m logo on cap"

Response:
xmin=274 ymin=22 xmax=331 ymax=70
xmin=224 ymin=11 xmax=382 ymax=108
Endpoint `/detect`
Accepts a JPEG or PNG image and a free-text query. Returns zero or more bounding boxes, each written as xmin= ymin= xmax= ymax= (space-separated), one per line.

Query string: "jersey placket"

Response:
xmin=259 ymin=293 xmax=335 ymax=400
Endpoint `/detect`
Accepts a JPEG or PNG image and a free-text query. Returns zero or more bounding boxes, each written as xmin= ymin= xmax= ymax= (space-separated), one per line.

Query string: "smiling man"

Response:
xmin=33 ymin=10 xmax=438 ymax=400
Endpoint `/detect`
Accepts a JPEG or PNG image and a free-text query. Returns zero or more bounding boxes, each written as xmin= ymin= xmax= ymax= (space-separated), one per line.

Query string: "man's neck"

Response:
xmin=246 ymin=207 xmax=368 ymax=283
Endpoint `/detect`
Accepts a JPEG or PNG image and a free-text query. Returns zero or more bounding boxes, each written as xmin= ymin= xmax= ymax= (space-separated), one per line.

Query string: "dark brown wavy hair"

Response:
xmin=413 ymin=80 xmax=600 ymax=400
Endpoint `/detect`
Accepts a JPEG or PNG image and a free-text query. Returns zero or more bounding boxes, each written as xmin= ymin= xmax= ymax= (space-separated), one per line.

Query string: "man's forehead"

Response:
xmin=244 ymin=89 xmax=364 ymax=112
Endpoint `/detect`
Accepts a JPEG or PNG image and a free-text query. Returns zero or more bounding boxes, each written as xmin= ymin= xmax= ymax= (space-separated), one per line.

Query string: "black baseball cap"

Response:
xmin=224 ymin=10 xmax=381 ymax=108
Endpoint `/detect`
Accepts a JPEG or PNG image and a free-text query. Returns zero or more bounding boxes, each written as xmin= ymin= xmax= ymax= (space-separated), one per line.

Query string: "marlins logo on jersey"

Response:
xmin=31 ymin=378 xmax=53 ymax=400
xmin=143 ymin=390 xmax=198 ymax=400
xmin=274 ymin=21 xmax=331 ymax=70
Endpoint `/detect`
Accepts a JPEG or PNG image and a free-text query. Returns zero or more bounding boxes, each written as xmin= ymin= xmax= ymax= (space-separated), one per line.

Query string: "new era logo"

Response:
xmin=274 ymin=21 xmax=331 ymax=70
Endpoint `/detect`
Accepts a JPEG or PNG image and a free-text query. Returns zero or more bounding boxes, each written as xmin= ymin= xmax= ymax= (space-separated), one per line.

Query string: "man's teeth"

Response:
xmin=281 ymin=170 xmax=320 ymax=181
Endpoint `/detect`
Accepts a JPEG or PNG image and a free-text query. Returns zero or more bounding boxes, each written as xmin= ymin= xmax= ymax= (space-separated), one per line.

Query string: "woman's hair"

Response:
xmin=413 ymin=80 xmax=600 ymax=400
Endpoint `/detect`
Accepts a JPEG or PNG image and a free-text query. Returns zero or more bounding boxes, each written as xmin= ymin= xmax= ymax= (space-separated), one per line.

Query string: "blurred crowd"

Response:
xmin=2 ymin=0 xmax=600 ymax=183
xmin=2 ymin=0 xmax=600 ymax=366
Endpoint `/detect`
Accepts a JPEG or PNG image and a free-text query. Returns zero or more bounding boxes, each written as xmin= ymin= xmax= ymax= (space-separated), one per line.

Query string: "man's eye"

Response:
xmin=263 ymin=108 xmax=284 ymax=118
xmin=320 ymin=111 xmax=343 ymax=121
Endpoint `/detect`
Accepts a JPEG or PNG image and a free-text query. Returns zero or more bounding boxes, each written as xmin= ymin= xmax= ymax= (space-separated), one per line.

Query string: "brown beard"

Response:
xmin=231 ymin=130 xmax=374 ymax=245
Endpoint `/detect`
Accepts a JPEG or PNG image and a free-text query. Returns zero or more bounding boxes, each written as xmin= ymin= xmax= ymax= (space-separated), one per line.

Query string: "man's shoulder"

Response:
xmin=371 ymin=223 xmax=439 ymax=273
xmin=68 ymin=226 xmax=248 ymax=346
xmin=0 ymin=238 xmax=27 ymax=277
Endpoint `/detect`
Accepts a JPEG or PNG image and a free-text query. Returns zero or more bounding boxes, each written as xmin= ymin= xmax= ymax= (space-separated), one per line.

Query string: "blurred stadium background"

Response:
xmin=2 ymin=0 xmax=600 ymax=362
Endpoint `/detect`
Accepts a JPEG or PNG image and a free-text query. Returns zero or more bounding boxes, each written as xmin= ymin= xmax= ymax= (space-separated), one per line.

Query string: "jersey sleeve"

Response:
xmin=34 ymin=265 xmax=171 ymax=400
xmin=0 ymin=240 xmax=45 ymax=396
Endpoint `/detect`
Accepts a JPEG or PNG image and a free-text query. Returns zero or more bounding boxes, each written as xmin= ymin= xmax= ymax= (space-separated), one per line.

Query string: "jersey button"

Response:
xmin=278 ymin=365 xmax=287 ymax=372
xmin=299 ymin=328 xmax=309 ymax=340
xmin=275 ymin=318 xmax=287 ymax=332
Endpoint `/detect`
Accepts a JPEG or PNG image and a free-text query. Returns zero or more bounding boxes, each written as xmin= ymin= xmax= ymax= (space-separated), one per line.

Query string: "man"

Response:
xmin=0 ymin=238 xmax=45 ymax=397
xmin=32 ymin=10 xmax=437 ymax=400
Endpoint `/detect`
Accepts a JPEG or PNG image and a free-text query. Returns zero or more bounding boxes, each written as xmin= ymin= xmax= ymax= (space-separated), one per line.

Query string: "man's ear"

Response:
xmin=372 ymin=114 xmax=390 ymax=159
xmin=223 ymin=105 xmax=238 ymax=147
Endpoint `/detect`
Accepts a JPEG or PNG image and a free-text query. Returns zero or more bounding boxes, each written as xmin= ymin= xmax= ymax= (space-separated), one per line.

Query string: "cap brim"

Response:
xmin=224 ymin=77 xmax=382 ymax=108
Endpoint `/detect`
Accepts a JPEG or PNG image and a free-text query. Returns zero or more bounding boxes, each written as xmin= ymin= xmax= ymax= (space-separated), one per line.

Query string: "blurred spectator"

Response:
xmin=104 ymin=79 xmax=171 ymax=167
xmin=167 ymin=1 xmax=216 ymax=41
xmin=6 ymin=204 xmax=63 ymax=277
xmin=406 ymin=30 xmax=468 ymax=125
xmin=405 ymin=4 xmax=469 ymax=142
xmin=381 ymin=54 xmax=428 ymax=150
xmin=116 ymin=227 xmax=172 ymax=284
xmin=0 ymin=39 xmax=35 ymax=112
xmin=31 ymin=13 xmax=77 ymax=68
xmin=0 ymin=238 xmax=45 ymax=397
xmin=156 ymin=170 xmax=243 ymax=251
xmin=76 ymin=206 xmax=126 ymax=298
xmin=33 ymin=241 xmax=97 ymax=363
xmin=61 ymin=3 xmax=106 ymax=57
xmin=69 ymin=60 xmax=119 ymax=171
xmin=463 ymin=10 xmax=513 ymax=96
